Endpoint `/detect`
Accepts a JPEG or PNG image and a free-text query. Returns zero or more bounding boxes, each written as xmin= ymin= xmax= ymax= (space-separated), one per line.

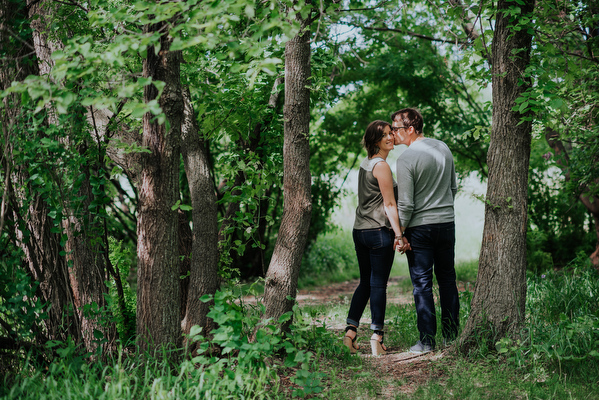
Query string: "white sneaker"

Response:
xmin=409 ymin=341 xmax=433 ymax=354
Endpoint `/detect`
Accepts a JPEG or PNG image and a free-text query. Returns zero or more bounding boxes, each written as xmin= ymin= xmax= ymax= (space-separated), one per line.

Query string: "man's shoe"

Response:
xmin=409 ymin=341 xmax=433 ymax=354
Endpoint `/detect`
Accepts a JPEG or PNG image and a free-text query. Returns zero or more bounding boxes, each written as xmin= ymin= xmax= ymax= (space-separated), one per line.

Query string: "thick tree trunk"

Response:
xmin=262 ymin=10 xmax=312 ymax=328
xmin=10 ymin=188 xmax=83 ymax=344
xmin=136 ymin=16 xmax=183 ymax=355
xmin=28 ymin=0 xmax=117 ymax=353
xmin=1 ymin=0 xmax=82 ymax=345
xmin=180 ymin=88 xmax=219 ymax=350
xmin=458 ymin=0 xmax=535 ymax=353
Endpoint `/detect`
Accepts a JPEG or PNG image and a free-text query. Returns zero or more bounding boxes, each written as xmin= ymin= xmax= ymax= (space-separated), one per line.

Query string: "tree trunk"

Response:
xmin=136 ymin=15 xmax=183 ymax=356
xmin=28 ymin=0 xmax=117 ymax=354
xmin=1 ymin=0 xmax=82 ymax=346
xmin=458 ymin=0 xmax=535 ymax=353
xmin=9 ymin=184 xmax=83 ymax=344
xmin=61 ymin=158 xmax=118 ymax=353
xmin=262 ymin=8 xmax=312 ymax=328
xmin=180 ymin=88 xmax=219 ymax=350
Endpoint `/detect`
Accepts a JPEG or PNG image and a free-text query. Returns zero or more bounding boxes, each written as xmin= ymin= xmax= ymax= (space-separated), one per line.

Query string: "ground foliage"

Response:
xmin=1 ymin=256 xmax=597 ymax=399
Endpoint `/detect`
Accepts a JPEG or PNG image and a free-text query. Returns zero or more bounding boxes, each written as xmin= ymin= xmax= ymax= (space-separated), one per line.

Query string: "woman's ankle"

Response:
xmin=345 ymin=325 xmax=358 ymax=338
xmin=371 ymin=330 xmax=384 ymax=342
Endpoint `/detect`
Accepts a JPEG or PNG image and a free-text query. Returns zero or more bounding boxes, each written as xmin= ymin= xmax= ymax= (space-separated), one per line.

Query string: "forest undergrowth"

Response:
xmin=1 ymin=254 xmax=598 ymax=399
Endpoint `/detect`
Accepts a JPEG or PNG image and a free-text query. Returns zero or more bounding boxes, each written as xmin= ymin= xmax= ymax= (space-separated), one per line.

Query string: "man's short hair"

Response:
xmin=391 ymin=108 xmax=423 ymax=134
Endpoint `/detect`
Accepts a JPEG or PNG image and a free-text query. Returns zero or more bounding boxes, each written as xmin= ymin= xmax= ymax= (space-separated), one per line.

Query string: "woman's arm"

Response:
xmin=373 ymin=161 xmax=402 ymax=250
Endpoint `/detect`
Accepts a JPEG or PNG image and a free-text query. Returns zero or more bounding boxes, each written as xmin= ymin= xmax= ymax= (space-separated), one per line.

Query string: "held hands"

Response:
xmin=394 ymin=236 xmax=411 ymax=254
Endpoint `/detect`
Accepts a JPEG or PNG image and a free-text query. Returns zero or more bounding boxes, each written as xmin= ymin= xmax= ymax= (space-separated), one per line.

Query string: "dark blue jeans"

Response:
xmin=347 ymin=227 xmax=395 ymax=331
xmin=405 ymin=222 xmax=459 ymax=347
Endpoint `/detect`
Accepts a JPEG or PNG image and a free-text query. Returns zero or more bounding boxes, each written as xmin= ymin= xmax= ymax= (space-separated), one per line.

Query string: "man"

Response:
xmin=392 ymin=108 xmax=459 ymax=353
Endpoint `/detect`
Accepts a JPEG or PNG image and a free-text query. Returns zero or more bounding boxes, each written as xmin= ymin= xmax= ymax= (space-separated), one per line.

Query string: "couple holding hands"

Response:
xmin=343 ymin=108 xmax=460 ymax=356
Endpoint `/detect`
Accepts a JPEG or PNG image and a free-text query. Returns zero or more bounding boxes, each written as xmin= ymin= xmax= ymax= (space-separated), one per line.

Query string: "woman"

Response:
xmin=343 ymin=120 xmax=403 ymax=356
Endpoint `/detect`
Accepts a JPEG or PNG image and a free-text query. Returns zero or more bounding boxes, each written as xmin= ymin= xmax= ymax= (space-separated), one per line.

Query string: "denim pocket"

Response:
xmin=359 ymin=228 xmax=392 ymax=250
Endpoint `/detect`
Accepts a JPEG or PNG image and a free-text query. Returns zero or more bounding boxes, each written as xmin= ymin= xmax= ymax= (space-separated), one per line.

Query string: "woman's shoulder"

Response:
xmin=361 ymin=157 xmax=387 ymax=171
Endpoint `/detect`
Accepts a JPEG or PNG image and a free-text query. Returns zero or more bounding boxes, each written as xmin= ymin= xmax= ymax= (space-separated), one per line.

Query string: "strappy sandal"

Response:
xmin=343 ymin=325 xmax=359 ymax=353
xmin=370 ymin=330 xmax=387 ymax=356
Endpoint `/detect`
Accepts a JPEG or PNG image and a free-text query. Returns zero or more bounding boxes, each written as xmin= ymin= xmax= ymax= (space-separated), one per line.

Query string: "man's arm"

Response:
xmin=396 ymin=156 xmax=414 ymax=227
xmin=395 ymin=156 xmax=414 ymax=253
xmin=451 ymin=162 xmax=458 ymax=200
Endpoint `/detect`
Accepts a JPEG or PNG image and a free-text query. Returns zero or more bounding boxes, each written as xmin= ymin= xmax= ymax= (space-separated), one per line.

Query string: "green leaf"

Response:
xmin=189 ymin=325 xmax=203 ymax=337
xmin=278 ymin=311 xmax=293 ymax=324
xmin=199 ymin=294 xmax=213 ymax=303
xmin=518 ymin=101 xmax=529 ymax=113
xmin=245 ymin=5 xmax=255 ymax=18
xmin=93 ymin=329 xmax=104 ymax=340
xmin=171 ymin=200 xmax=181 ymax=210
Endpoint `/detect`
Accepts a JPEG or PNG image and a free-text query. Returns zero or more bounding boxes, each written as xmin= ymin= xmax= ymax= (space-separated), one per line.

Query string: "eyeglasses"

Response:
xmin=391 ymin=126 xmax=409 ymax=132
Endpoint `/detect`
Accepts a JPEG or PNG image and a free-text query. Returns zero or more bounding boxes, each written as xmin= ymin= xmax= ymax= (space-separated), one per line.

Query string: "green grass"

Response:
xmin=394 ymin=356 xmax=599 ymax=400
xmin=3 ymin=263 xmax=598 ymax=399
xmin=3 ymin=228 xmax=598 ymax=400
xmin=294 ymin=236 xmax=599 ymax=399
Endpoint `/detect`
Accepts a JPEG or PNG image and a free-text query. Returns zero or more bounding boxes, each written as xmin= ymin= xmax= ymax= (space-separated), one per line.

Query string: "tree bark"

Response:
xmin=261 ymin=7 xmax=312 ymax=328
xmin=180 ymin=88 xmax=219 ymax=350
xmin=1 ymin=0 xmax=82 ymax=345
xmin=458 ymin=0 xmax=535 ymax=353
xmin=62 ymin=157 xmax=118 ymax=353
xmin=136 ymin=15 xmax=183 ymax=355
xmin=27 ymin=0 xmax=117 ymax=354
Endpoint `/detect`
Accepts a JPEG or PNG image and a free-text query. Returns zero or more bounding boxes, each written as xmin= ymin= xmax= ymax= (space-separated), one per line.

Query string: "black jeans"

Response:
xmin=405 ymin=222 xmax=459 ymax=347
xmin=347 ymin=227 xmax=395 ymax=331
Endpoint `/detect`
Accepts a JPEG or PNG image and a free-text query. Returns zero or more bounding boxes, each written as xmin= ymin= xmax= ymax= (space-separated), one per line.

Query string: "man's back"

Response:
xmin=396 ymin=137 xmax=457 ymax=228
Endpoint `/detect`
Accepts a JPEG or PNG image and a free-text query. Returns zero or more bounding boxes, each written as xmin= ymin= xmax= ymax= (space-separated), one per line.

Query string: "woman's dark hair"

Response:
xmin=391 ymin=108 xmax=423 ymax=134
xmin=362 ymin=120 xmax=391 ymax=158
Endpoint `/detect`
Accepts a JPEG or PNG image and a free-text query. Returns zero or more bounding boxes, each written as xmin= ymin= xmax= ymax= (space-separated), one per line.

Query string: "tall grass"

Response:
xmin=520 ymin=257 xmax=599 ymax=383
xmin=0 ymin=289 xmax=345 ymax=400
xmin=3 ymin=348 xmax=281 ymax=400
xmin=3 ymin=228 xmax=598 ymax=399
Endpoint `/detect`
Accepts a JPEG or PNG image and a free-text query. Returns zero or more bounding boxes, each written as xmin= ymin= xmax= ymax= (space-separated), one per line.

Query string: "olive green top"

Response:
xmin=354 ymin=157 xmax=396 ymax=230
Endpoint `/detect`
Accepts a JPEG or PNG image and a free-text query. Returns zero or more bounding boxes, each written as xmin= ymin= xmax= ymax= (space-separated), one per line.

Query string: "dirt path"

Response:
xmin=243 ymin=276 xmax=413 ymax=307
xmin=299 ymin=276 xmax=456 ymax=398
xmin=244 ymin=276 xmax=453 ymax=398
xmin=295 ymin=276 xmax=413 ymax=306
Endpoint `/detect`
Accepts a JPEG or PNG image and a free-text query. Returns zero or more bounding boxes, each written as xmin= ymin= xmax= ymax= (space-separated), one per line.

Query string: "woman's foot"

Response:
xmin=343 ymin=325 xmax=359 ymax=353
xmin=370 ymin=331 xmax=387 ymax=356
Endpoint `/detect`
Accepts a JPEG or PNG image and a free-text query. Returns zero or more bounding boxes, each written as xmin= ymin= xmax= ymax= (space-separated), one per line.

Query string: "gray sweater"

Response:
xmin=395 ymin=138 xmax=457 ymax=228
